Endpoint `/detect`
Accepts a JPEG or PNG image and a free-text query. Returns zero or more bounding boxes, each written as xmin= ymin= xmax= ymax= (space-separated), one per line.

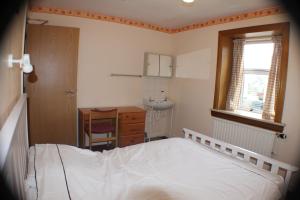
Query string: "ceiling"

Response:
xmin=30 ymin=0 xmax=278 ymax=29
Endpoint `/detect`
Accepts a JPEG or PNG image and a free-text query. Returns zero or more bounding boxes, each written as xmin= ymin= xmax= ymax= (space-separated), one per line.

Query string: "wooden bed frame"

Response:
xmin=183 ymin=128 xmax=298 ymax=196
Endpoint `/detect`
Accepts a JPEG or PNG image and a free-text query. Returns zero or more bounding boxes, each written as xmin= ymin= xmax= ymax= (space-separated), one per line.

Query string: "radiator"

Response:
xmin=212 ymin=117 xmax=276 ymax=157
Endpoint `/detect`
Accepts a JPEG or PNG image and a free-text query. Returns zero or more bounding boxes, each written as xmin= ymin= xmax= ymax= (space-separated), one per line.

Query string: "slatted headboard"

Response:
xmin=183 ymin=128 xmax=298 ymax=196
xmin=0 ymin=94 xmax=29 ymax=200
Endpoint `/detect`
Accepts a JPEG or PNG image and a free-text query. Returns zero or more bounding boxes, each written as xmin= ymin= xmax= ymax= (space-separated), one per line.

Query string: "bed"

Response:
xmin=24 ymin=128 xmax=298 ymax=200
xmin=2 ymin=96 xmax=297 ymax=200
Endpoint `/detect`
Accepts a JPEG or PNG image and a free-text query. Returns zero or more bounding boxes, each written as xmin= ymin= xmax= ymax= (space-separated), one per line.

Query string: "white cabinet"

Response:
xmin=144 ymin=53 xmax=173 ymax=77
xmin=145 ymin=53 xmax=160 ymax=76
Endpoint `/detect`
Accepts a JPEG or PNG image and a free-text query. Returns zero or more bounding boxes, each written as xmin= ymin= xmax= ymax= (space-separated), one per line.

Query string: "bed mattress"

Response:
xmin=25 ymin=138 xmax=284 ymax=200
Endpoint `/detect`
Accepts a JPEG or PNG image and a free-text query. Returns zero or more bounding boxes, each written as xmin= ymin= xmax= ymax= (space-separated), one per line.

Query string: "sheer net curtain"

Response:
xmin=262 ymin=36 xmax=282 ymax=120
xmin=226 ymin=39 xmax=246 ymax=111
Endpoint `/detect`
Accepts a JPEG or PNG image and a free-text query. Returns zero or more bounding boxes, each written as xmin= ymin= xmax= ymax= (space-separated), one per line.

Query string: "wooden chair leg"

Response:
xmin=112 ymin=136 xmax=115 ymax=147
xmin=113 ymin=131 xmax=116 ymax=148
xmin=89 ymin=133 xmax=92 ymax=150
xmin=107 ymin=132 xmax=109 ymax=146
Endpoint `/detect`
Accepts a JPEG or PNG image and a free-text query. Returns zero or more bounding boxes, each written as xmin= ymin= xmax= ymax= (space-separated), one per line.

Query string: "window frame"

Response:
xmin=212 ymin=22 xmax=290 ymax=132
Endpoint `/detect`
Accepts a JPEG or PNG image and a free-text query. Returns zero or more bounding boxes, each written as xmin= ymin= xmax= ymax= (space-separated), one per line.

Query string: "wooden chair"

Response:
xmin=85 ymin=108 xmax=118 ymax=150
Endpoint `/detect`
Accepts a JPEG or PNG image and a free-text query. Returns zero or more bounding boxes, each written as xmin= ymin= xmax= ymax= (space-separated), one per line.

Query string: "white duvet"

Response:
xmin=26 ymin=138 xmax=284 ymax=200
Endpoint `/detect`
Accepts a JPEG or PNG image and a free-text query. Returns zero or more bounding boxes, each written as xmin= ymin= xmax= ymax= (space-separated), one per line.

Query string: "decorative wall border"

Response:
xmin=29 ymin=7 xmax=171 ymax=33
xmin=30 ymin=6 xmax=285 ymax=34
xmin=172 ymin=6 xmax=285 ymax=33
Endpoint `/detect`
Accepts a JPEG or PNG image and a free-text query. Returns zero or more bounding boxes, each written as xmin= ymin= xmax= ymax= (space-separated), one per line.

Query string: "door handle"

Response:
xmin=64 ymin=89 xmax=76 ymax=95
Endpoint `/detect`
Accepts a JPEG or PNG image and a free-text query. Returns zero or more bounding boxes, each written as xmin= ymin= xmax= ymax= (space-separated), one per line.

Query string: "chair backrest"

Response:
xmin=89 ymin=108 xmax=118 ymax=120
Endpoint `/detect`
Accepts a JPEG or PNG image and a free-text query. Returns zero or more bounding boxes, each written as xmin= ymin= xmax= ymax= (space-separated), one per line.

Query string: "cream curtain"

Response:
xmin=226 ymin=39 xmax=246 ymax=111
xmin=262 ymin=36 xmax=282 ymax=120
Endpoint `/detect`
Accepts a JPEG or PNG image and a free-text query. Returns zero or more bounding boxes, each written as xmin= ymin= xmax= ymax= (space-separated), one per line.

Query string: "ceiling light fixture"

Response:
xmin=182 ymin=0 xmax=195 ymax=3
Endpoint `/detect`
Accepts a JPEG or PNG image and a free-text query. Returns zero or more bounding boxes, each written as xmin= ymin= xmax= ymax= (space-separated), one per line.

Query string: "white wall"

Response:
xmin=169 ymin=14 xmax=300 ymax=166
xmin=28 ymin=12 xmax=174 ymax=108
xmin=0 ymin=6 xmax=27 ymax=128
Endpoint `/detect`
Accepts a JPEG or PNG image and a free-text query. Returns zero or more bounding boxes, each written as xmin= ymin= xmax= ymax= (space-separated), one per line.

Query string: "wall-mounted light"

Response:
xmin=8 ymin=54 xmax=33 ymax=73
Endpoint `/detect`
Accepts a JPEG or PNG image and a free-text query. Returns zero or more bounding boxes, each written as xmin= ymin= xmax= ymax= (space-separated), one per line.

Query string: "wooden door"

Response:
xmin=26 ymin=24 xmax=79 ymax=146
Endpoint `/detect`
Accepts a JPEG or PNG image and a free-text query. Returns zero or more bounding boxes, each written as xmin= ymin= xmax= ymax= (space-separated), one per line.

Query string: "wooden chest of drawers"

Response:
xmin=118 ymin=109 xmax=146 ymax=147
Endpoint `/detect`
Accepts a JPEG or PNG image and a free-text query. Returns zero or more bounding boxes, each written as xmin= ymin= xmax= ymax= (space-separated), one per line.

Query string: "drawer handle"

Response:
xmin=130 ymin=129 xmax=141 ymax=132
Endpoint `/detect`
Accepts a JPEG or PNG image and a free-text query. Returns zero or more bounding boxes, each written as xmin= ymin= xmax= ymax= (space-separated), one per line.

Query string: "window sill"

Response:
xmin=234 ymin=110 xmax=263 ymax=119
xmin=211 ymin=109 xmax=285 ymax=132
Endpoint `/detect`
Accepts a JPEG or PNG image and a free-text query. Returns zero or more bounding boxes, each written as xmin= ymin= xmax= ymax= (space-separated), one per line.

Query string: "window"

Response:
xmin=238 ymin=41 xmax=274 ymax=115
xmin=212 ymin=23 xmax=289 ymax=132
